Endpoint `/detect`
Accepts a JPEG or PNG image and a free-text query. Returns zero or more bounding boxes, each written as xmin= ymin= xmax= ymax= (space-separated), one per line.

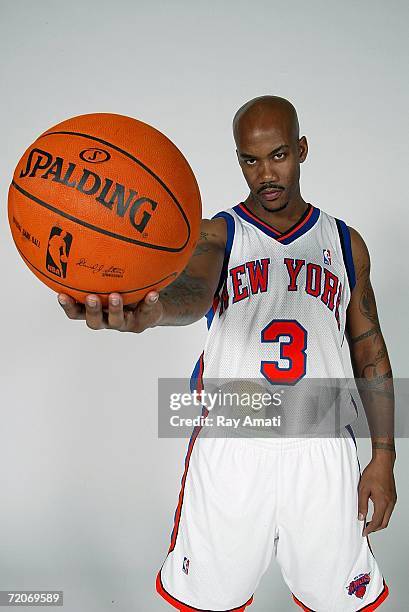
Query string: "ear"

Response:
xmin=299 ymin=136 xmax=308 ymax=163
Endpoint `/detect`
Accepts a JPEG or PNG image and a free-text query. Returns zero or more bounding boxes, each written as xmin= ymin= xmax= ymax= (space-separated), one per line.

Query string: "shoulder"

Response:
xmin=348 ymin=225 xmax=370 ymax=271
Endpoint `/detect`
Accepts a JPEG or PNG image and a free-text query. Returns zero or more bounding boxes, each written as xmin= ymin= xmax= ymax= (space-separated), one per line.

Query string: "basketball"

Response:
xmin=8 ymin=113 xmax=202 ymax=305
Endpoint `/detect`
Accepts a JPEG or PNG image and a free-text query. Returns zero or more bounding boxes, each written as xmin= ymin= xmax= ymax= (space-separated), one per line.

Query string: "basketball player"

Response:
xmin=58 ymin=96 xmax=396 ymax=611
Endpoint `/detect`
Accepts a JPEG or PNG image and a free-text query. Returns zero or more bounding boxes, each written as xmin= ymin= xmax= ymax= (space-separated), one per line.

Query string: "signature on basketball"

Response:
xmin=76 ymin=258 xmax=125 ymax=278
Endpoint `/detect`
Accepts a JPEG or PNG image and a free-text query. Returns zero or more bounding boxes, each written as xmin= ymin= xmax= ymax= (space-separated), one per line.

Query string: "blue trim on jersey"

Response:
xmin=205 ymin=306 xmax=214 ymax=330
xmin=351 ymin=394 xmax=358 ymax=417
xmin=189 ymin=354 xmax=202 ymax=393
xmin=345 ymin=423 xmax=362 ymax=475
xmin=280 ymin=206 xmax=321 ymax=244
xmin=345 ymin=423 xmax=357 ymax=448
xmin=233 ymin=204 xmax=280 ymax=238
xmin=203 ymin=211 xmax=235 ymax=329
xmin=232 ymin=202 xmax=320 ymax=244
xmin=212 ymin=211 xmax=235 ymax=294
xmin=205 ymin=296 xmax=219 ymax=330
xmin=335 ymin=219 xmax=356 ymax=292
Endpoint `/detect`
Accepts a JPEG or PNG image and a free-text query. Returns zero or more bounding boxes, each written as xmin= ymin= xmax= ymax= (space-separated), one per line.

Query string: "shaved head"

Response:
xmin=233 ymin=95 xmax=299 ymax=147
xmin=232 ymin=95 xmax=308 ymax=216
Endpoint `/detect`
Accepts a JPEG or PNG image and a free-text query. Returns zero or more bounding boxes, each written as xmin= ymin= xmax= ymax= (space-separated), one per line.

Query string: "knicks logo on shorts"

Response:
xmin=347 ymin=572 xmax=371 ymax=599
xmin=46 ymin=227 xmax=73 ymax=279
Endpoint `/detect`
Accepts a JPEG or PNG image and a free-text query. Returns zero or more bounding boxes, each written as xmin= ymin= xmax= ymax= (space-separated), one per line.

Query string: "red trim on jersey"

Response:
xmin=169 ymin=354 xmax=205 ymax=553
xmin=291 ymin=579 xmax=389 ymax=612
xmin=292 ymin=593 xmax=314 ymax=611
xmin=156 ymin=571 xmax=254 ymax=611
xmin=237 ymin=202 xmax=314 ymax=241
xmin=196 ymin=351 xmax=204 ymax=393
xmin=357 ymin=579 xmax=389 ymax=611
xmin=277 ymin=205 xmax=314 ymax=242
xmin=212 ymin=294 xmax=220 ymax=314
xmin=238 ymin=203 xmax=281 ymax=236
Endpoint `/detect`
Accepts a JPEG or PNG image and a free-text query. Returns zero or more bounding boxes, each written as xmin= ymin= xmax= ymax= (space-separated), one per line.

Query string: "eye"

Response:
xmin=274 ymin=152 xmax=286 ymax=160
xmin=244 ymin=159 xmax=257 ymax=166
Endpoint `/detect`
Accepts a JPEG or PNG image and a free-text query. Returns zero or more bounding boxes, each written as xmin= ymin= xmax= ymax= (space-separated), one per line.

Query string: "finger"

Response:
xmin=107 ymin=293 xmax=125 ymax=329
xmin=126 ymin=291 xmax=160 ymax=333
xmin=145 ymin=290 xmax=159 ymax=303
xmin=358 ymin=487 xmax=370 ymax=523
xmin=130 ymin=291 xmax=160 ymax=329
xmin=363 ymin=501 xmax=387 ymax=536
xmin=138 ymin=291 xmax=160 ymax=313
xmin=85 ymin=294 xmax=104 ymax=330
xmin=58 ymin=293 xmax=85 ymax=320
xmin=379 ymin=502 xmax=396 ymax=531
xmin=123 ymin=290 xmax=159 ymax=312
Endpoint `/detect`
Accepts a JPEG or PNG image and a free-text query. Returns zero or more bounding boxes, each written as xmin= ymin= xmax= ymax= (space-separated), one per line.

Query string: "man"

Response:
xmin=58 ymin=96 xmax=396 ymax=611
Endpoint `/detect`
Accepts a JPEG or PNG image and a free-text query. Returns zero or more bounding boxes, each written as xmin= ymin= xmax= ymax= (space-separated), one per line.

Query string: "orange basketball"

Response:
xmin=8 ymin=113 xmax=202 ymax=305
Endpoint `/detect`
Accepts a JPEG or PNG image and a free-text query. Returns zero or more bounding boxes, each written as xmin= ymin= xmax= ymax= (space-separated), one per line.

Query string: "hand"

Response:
xmin=57 ymin=291 xmax=164 ymax=332
xmin=358 ymin=457 xmax=397 ymax=536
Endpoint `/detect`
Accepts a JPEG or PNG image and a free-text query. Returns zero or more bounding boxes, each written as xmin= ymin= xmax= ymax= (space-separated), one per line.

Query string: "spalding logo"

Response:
xmin=19 ymin=148 xmax=158 ymax=234
xmin=79 ymin=148 xmax=111 ymax=163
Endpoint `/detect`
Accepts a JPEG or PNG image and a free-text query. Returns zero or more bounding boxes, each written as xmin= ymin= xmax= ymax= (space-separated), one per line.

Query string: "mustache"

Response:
xmin=258 ymin=185 xmax=285 ymax=193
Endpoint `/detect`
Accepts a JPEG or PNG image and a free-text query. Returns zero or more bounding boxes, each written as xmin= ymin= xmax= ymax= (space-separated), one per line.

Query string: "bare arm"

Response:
xmin=346 ymin=226 xmax=397 ymax=534
xmin=157 ymin=218 xmax=226 ymax=326
xmin=58 ymin=217 xmax=227 ymax=332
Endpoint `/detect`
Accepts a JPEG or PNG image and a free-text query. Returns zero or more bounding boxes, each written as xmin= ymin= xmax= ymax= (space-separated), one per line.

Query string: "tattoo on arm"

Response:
xmin=192 ymin=242 xmax=214 ymax=256
xmin=350 ymin=254 xmax=395 ymax=448
xmin=361 ymin=353 xmax=389 ymax=381
xmin=159 ymin=268 xmax=209 ymax=324
xmin=358 ymin=369 xmax=393 ymax=397
xmin=352 ymin=266 xmax=390 ymax=379
xmin=350 ymin=327 xmax=378 ymax=344
xmin=191 ymin=232 xmax=223 ymax=257
xmin=372 ymin=441 xmax=396 ymax=452
xmin=157 ymin=234 xmax=223 ymax=324
xmin=358 ymin=270 xmax=380 ymax=328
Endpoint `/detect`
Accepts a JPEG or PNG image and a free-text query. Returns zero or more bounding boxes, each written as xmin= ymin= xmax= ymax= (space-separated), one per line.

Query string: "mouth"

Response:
xmin=259 ymin=188 xmax=283 ymax=201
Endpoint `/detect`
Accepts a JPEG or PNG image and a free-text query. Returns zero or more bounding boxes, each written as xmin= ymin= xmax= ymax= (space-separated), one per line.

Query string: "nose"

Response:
xmin=259 ymin=159 xmax=279 ymax=183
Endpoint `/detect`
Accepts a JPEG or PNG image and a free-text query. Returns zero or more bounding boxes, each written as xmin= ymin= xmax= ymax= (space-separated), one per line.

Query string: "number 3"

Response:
xmin=260 ymin=319 xmax=307 ymax=385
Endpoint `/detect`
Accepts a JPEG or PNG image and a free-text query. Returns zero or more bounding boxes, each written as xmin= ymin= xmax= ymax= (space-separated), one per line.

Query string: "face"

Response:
xmin=236 ymin=116 xmax=308 ymax=212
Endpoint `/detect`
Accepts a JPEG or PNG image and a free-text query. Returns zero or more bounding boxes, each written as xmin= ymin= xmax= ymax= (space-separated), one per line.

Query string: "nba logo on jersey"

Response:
xmin=323 ymin=248 xmax=331 ymax=265
xmin=182 ymin=557 xmax=190 ymax=575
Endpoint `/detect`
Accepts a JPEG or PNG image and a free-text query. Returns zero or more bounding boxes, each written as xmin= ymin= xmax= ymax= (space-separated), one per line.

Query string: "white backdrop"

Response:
xmin=0 ymin=1 xmax=408 ymax=610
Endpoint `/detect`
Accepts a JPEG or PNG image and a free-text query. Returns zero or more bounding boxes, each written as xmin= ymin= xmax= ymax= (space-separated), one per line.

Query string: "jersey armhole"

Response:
xmin=211 ymin=211 xmax=235 ymax=296
xmin=203 ymin=211 xmax=235 ymax=330
xmin=335 ymin=218 xmax=356 ymax=292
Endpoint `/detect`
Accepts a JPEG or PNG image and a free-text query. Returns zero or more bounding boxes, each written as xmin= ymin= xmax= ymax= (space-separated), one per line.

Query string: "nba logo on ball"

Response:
xmin=323 ymin=249 xmax=331 ymax=265
xmin=182 ymin=557 xmax=190 ymax=575
xmin=46 ymin=227 xmax=73 ymax=279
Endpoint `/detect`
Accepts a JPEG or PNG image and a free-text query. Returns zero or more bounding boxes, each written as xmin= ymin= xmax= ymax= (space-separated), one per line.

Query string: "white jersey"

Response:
xmin=190 ymin=202 xmax=358 ymax=434
xmin=158 ymin=205 xmax=389 ymax=611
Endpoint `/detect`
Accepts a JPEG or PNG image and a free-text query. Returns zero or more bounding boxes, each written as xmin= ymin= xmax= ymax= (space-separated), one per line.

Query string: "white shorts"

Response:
xmin=156 ymin=426 xmax=389 ymax=611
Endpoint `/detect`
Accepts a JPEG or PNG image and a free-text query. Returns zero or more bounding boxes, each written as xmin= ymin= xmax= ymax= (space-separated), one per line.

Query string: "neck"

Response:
xmin=244 ymin=192 xmax=309 ymax=232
